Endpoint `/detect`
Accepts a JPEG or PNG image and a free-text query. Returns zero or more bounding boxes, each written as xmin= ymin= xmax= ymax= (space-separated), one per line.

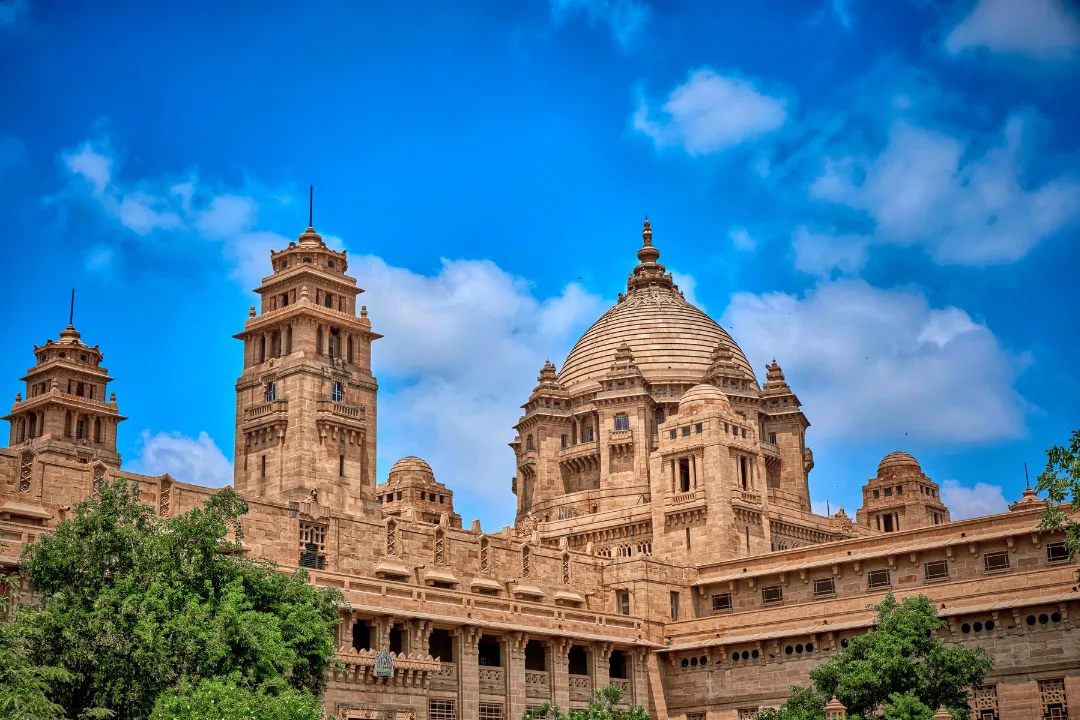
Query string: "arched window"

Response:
xmin=332 ymin=382 xmax=344 ymax=403
xmin=265 ymin=382 xmax=276 ymax=403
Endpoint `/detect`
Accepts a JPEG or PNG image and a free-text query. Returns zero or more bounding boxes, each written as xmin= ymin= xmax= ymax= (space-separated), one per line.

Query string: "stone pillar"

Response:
xmin=459 ymin=626 xmax=481 ymax=720
xmin=691 ymin=455 xmax=697 ymax=489
xmin=552 ymin=637 xmax=571 ymax=709
xmin=592 ymin=642 xmax=612 ymax=695
xmin=507 ymin=632 xmax=529 ymax=720
xmin=998 ymin=680 xmax=1040 ymax=720
xmin=411 ymin=619 xmax=433 ymax=655
xmin=631 ymin=648 xmax=649 ymax=709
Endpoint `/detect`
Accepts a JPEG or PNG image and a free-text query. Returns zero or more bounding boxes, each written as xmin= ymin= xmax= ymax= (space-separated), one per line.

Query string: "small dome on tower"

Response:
xmin=677 ymin=384 xmax=731 ymax=417
xmin=877 ymin=451 xmax=921 ymax=475
xmin=388 ymin=456 xmax=435 ymax=483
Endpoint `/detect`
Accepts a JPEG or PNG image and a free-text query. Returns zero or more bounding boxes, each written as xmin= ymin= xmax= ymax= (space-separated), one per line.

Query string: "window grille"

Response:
xmin=429 ymin=700 xmax=456 ymax=720
xmin=265 ymin=382 xmax=276 ymax=402
xmin=434 ymin=528 xmax=445 ymax=565
xmin=614 ymin=414 xmax=629 ymax=431
xmin=867 ymin=568 xmax=892 ymax=590
xmin=562 ymin=552 xmax=570 ymax=584
xmin=813 ymin=577 xmax=835 ymax=597
xmin=386 ymin=519 xmax=397 ymax=556
xmin=970 ymin=684 xmax=998 ymax=720
xmin=521 ymin=545 xmax=530 ymax=578
xmin=480 ymin=537 xmax=489 ymax=571
xmin=712 ymin=593 xmax=732 ymax=612
xmin=479 ymin=703 xmax=504 ymax=720
xmin=761 ymin=586 xmax=782 ymax=604
xmin=299 ymin=522 xmax=327 ymax=569
xmin=1047 ymin=542 xmax=1070 ymax=564
xmin=618 ymin=590 xmax=630 ymax=615
xmin=738 ymin=710 xmax=760 ymax=720
xmin=984 ymin=551 xmax=1010 ymax=572
xmin=1039 ymin=678 xmax=1067 ymax=720
xmin=19 ymin=451 xmax=33 ymax=493
xmin=332 ymin=382 xmax=344 ymax=402
xmin=924 ymin=560 xmax=949 ymax=581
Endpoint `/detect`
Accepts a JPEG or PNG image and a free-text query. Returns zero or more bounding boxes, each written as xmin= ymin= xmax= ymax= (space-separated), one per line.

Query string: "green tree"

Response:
xmin=10 ymin=477 xmax=345 ymax=720
xmin=1037 ymin=428 xmax=1080 ymax=578
xmin=0 ymin=572 xmax=69 ymax=720
xmin=149 ymin=677 xmax=323 ymax=720
xmin=757 ymin=594 xmax=992 ymax=720
xmin=522 ymin=684 xmax=652 ymax=720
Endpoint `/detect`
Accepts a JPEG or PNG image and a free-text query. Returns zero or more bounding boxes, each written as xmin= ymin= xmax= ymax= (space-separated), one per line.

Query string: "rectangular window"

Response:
xmin=617 ymin=590 xmax=630 ymax=616
xmin=867 ymin=568 xmax=892 ymax=590
xmin=687 ymin=714 xmax=707 ymax=720
xmin=761 ymin=585 xmax=783 ymax=604
xmin=924 ymin=560 xmax=949 ymax=581
xmin=561 ymin=434 xmax=567 ymax=449
xmin=685 ymin=527 xmax=691 ymax=550
xmin=261 ymin=455 xmax=266 ymax=478
xmin=1047 ymin=542 xmax=1069 ymax=564
xmin=585 ymin=426 xmax=594 ymax=441
xmin=884 ymin=487 xmax=893 ymax=497
xmin=813 ymin=577 xmax=836 ymax=597
xmin=669 ymin=429 xmax=677 ymax=439
xmin=768 ymin=432 xmax=776 ymax=444
xmin=896 ymin=485 xmax=903 ymax=495
xmin=397 ymin=491 xmax=403 ymax=501
xmin=882 ymin=514 xmax=894 ymax=532
xmin=741 ymin=428 xmax=747 ymax=438
xmin=984 ymin=550 xmax=1010 ymax=573
xmin=695 ymin=423 xmax=703 ymax=434
xmin=711 ymin=593 xmax=732 ymax=612
xmin=429 ymin=700 xmax=456 ymax=720
xmin=338 ymin=454 xmax=345 ymax=477
xmin=681 ymin=426 xmax=691 ymax=437
xmin=670 ymin=591 xmax=680 ymax=620
xmin=478 ymin=704 xmax=504 ymax=720
xmin=614 ymin=414 xmax=629 ymax=431
xmin=873 ymin=489 xmax=880 ymax=498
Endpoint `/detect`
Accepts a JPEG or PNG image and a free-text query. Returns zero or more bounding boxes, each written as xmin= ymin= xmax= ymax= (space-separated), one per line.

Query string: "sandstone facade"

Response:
xmin=1 ymin=219 xmax=1077 ymax=720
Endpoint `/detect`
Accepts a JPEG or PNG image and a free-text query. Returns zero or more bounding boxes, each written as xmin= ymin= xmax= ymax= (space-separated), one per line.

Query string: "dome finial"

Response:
xmin=642 ymin=215 xmax=652 ymax=246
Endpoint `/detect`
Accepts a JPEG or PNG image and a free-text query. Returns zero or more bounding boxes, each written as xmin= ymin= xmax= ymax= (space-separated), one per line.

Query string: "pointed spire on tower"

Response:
xmin=297 ymin=185 xmax=324 ymax=247
xmin=627 ymin=216 xmax=673 ymax=293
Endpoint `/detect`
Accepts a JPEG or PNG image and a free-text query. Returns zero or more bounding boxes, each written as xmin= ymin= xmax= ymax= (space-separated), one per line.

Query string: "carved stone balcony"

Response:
xmin=478 ymin=666 xmax=505 ymax=695
xmin=315 ymin=400 xmax=366 ymax=430
xmin=666 ymin=488 xmax=704 ymax=506
xmin=611 ymin=678 xmax=631 ymax=705
xmin=760 ymin=441 xmax=781 ymax=462
xmin=559 ymin=441 xmax=600 ymax=471
xmin=430 ymin=662 xmax=457 ymax=693
xmin=244 ymin=399 xmax=288 ymax=421
xmin=525 ymin=670 xmax=551 ymax=700
xmin=568 ymin=675 xmax=593 ymax=704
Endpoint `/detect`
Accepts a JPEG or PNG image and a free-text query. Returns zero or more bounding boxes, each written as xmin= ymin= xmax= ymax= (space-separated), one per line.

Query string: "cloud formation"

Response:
xmin=131 ymin=430 xmax=233 ymax=487
xmin=722 ymin=279 xmax=1028 ymax=443
xmin=940 ymin=479 xmax=1009 ymax=519
xmin=945 ymin=0 xmax=1080 ymax=60
xmin=810 ymin=114 xmax=1080 ymax=267
xmin=549 ymin=0 xmax=649 ymax=49
xmin=728 ymin=227 xmax=757 ymax=252
xmin=634 ymin=69 xmax=788 ymax=155
xmin=59 ymin=138 xmax=293 ymax=286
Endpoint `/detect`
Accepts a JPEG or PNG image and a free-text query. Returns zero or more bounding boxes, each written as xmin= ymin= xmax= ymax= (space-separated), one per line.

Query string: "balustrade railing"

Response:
xmin=316 ymin=399 xmax=364 ymax=419
xmin=478 ymin=666 xmax=505 ymax=695
xmin=524 ymin=670 xmax=550 ymax=700
xmin=568 ymin=675 xmax=593 ymax=703
xmin=612 ymin=678 xmax=631 ymax=704
xmin=245 ymin=399 xmax=288 ymax=420
xmin=430 ymin=662 xmax=457 ymax=692
xmin=739 ymin=489 xmax=762 ymax=504
xmin=667 ymin=488 xmax=704 ymax=505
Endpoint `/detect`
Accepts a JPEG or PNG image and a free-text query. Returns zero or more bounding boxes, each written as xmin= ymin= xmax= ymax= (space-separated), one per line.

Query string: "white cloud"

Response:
xmin=633 ymin=69 xmax=788 ymax=155
xmin=811 ymin=114 xmax=1080 ymax=266
xmin=353 ymin=256 xmax=607 ymax=523
xmin=728 ymin=227 xmax=757 ymax=252
xmin=131 ymin=430 xmax=233 ymax=487
xmin=58 ymin=135 xmax=293 ymax=284
xmin=945 ymin=0 xmax=1080 ymax=60
xmin=792 ymin=226 xmax=872 ymax=277
xmin=940 ymin=479 xmax=1009 ymax=519
xmin=722 ymin=279 xmax=1029 ymax=443
xmin=549 ymin=0 xmax=649 ymax=49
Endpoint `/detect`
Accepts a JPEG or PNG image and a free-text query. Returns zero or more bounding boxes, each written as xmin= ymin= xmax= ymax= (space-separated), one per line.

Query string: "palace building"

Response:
xmin=2 ymin=219 xmax=1077 ymax=720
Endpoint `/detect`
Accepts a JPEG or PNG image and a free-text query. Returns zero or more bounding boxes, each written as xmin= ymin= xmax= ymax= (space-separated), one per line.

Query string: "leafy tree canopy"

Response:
xmin=1038 ymin=428 xmax=1080 ymax=578
xmin=149 ymin=677 xmax=323 ymax=720
xmin=757 ymin=594 xmax=992 ymax=720
xmin=523 ymin=684 xmax=652 ymax=720
xmin=9 ymin=477 xmax=345 ymax=720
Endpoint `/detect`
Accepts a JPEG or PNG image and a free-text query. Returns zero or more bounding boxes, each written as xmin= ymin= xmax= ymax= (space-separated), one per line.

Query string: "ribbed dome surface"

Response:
xmin=678 ymin=384 xmax=731 ymax=415
xmin=878 ymin=451 xmax=921 ymax=474
xmin=558 ymin=287 xmax=755 ymax=391
xmin=388 ymin=456 xmax=434 ymax=480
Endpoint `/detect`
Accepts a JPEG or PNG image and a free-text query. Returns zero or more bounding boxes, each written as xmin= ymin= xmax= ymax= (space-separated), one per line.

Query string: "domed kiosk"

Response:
xmin=375 ymin=456 xmax=462 ymax=528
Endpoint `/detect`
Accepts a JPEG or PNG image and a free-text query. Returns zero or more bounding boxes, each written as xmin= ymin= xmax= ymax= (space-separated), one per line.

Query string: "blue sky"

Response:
xmin=2 ymin=0 xmax=1078 ymax=531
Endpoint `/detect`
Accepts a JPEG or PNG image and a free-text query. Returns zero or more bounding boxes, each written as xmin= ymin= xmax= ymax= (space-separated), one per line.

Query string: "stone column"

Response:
xmin=411 ymin=619 xmax=433 ymax=655
xmin=631 ymin=648 xmax=649 ymax=709
xmin=552 ymin=637 xmax=571 ymax=709
xmin=998 ymin=680 xmax=1039 ymax=720
xmin=592 ymin=642 xmax=612 ymax=695
xmin=459 ymin=626 xmax=481 ymax=720
xmin=507 ymin=632 xmax=529 ymax=720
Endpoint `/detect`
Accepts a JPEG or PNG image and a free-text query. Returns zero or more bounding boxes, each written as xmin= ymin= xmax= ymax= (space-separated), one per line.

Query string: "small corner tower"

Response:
xmin=4 ymin=317 xmax=125 ymax=470
xmin=856 ymin=452 xmax=950 ymax=532
xmin=233 ymin=209 xmax=382 ymax=514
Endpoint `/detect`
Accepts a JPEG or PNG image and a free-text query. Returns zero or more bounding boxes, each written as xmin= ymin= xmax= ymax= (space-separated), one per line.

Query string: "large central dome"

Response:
xmin=558 ymin=220 xmax=756 ymax=391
